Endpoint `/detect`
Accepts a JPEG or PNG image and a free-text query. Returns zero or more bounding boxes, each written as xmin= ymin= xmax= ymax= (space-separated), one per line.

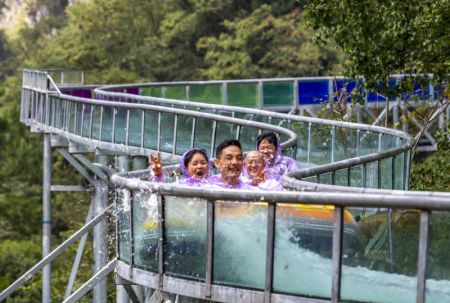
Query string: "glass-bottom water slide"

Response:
xmin=1 ymin=69 xmax=449 ymax=303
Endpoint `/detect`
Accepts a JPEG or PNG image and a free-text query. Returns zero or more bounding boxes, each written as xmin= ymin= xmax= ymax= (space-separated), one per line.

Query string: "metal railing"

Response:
xmin=95 ymin=82 xmax=414 ymax=190
xmin=111 ymin=170 xmax=450 ymax=303
xmin=17 ymin=69 xmax=450 ymax=303
xmin=21 ymin=70 xmax=298 ymax=161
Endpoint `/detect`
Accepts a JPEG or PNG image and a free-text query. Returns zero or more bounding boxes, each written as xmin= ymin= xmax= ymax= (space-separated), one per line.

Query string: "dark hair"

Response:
xmin=184 ymin=149 xmax=208 ymax=168
xmin=256 ymin=131 xmax=278 ymax=148
xmin=215 ymin=139 xmax=242 ymax=158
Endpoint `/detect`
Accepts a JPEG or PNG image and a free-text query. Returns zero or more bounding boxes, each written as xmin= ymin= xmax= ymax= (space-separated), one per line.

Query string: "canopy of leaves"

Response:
xmin=304 ymin=0 xmax=450 ymax=92
xmin=197 ymin=4 xmax=343 ymax=79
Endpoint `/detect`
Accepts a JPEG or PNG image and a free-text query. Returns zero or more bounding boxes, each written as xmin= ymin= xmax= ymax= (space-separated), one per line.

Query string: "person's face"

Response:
xmin=214 ymin=145 xmax=243 ymax=183
xmin=244 ymin=152 xmax=265 ymax=178
xmin=187 ymin=152 xmax=209 ymax=179
xmin=258 ymin=139 xmax=276 ymax=163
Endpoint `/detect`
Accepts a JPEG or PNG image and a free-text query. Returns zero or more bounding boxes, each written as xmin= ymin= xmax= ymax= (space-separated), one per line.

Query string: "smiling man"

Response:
xmin=211 ymin=139 xmax=248 ymax=189
xmin=243 ymin=151 xmax=283 ymax=190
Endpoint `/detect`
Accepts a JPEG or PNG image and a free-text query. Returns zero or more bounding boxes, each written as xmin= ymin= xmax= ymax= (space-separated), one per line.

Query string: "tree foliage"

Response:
xmin=197 ymin=4 xmax=342 ymax=79
xmin=304 ymin=0 xmax=450 ymax=87
xmin=410 ymin=124 xmax=450 ymax=192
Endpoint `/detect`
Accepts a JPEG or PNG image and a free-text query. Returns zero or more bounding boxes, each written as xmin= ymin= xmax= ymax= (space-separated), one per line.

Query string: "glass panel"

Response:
xmin=298 ymin=79 xmax=330 ymax=105
xmin=341 ymin=208 xmax=419 ymax=303
xmin=239 ymin=126 xmax=259 ymax=153
xmin=358 ymin=131 xmax=379 ymax=157
xmin=69 ymin=102 xmax=77 ymax=133
xmin=117 ymin=189 xmax=131 ymax=263
xmin=175 ymin=115 xmax=193 ymax=155
xmin=252 ymin=114 xmax=269 ymax=124
xmin=213 ymin=201 xmax=267 ymax=289
xmin=114 ymin=108 xmax=127 ymax=144
xmin=160 ymin=113 xmax=175 ymax=153
xmin=380 ymin=157 xmax=393 ymax=189
xmin=215 ymin=122 xmax=238 ymax=148
xmin=91 ymin=105 xmax=101 ymax=140
xmin=274 ymin=203 xmax=340 ymax=298
xmin=291 ymin=121 xmax=309 ymax=164
xmin=263 ymin=82 xmax=294 ymax=106
xmin=164 ymin=196 xmax=207 ymax=279
xmin=365 ymin=162 xmax=379 ymax=189
xmin=133 ymin=191 xmax=159 ymax=270
xmin=394 ymin=153 xmax=405 ymax=190
xmin=334 ymin=128 xmax=357 ymax=162
xmin=165 ymin=85 xmax=186 ymax=100
xmin=234 ymin=112 xmax=253 ymax=120
xmin=101 ymin=107 xmax=113 ymax=142
xmin=141 ymin=86 xmax=162 ymax=97
xmin=82 ymin=104 xmax=91 ymax=137
xmin=310 ymin=124 xmax=332 ymax=165
xmin=75 ymin=103 xmax=83 ymax=135
xmin=143 ymin=110 xmax=158 ymax=150
xmin=426 ymin=211 xmax=450 ymax=302
xmin=128 ymin=109 xmax=142 ymax=147
xmin=380 ymin=134 xmax=398 ymax=152
xmin=302 ymin=176 xmax=316 ymax=183
xmin=350 ymin=165 xmax=364 ymax=187
xmin=319 ymin=172 xmax=332 ymax=185
xmin=189 ymin=84 xmax=222 ymax=104
xmin=227 ymin=83 xmax=258 ymax=108
xmin=55 ymin=100 xmax=63 ymax=128
xmin=335 ymin=169 xmax=349 ymax=186
xmin=194 ymin=118 xmax=213 ymax=156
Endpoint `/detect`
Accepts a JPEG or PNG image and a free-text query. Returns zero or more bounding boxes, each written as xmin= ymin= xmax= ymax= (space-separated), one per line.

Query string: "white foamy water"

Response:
xmin=130 ymin=197 xmax=450 ymax=303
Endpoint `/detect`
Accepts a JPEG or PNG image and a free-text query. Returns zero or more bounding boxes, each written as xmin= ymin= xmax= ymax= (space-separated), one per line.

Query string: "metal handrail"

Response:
xmin=95 ymin=85 xmax=413 ymax=140
xmin=111 ymin=171 xmax=450 ymax=303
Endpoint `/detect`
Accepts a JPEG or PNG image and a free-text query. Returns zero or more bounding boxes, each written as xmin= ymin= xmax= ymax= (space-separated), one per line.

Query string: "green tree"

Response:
xmin=303 ymin=0 xmax=450 ymax=152
xmin=304 ymin=0 xmax=450 ymax=86
xmin=198 ymin=4 xmax=343 ymax=79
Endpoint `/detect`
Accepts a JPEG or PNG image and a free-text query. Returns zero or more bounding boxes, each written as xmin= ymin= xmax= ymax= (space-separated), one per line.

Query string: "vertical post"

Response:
xmin=204 ymin=200 xmax=215 ymax=299
xmin=93 ymin=154 xmax=108 ymax=303
xmin=331 ymin=206 xmax=344 ymax=303
xmin=264 ymin=203 xmax=276 ymax=303
xmin=131 ymin=157 xmax=147 ymax=302
xmin=331 ymin=126 xmax=336 ymax=163
xmin=416 ymin=210 xmax=430 ymax=303
xmin=222 ymin=82 xmax=228 ymax=106
xmin=42 ymin=134 xmax=52 ymax=303
xmin=258 ymin=81 xmax=264 ymax=109
xmin=116 ymin=156 xmax=130 ymax=303
xmin=307 ymin=123 xmax=312 ymax=164
xmin=357 ymin=104 xmax=363 ymax=124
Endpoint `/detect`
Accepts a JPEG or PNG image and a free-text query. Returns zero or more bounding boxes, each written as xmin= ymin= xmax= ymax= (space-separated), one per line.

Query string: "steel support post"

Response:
xmin=116 ymin=155 xmax=131 ymax=303
xmin=131 ymin=156 xmax=147 ymax=302
xmin=93 ymin=155 xmax=108 ymax=303
xmin=43 ymin=133 xmax=52 ymax=303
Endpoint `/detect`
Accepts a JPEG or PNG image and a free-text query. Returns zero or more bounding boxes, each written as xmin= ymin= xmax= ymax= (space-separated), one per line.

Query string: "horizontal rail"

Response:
xmin=95 ymin=87 xmax=413 ymax=141
xmin=111 ymin=172 xmax=450 ymax=210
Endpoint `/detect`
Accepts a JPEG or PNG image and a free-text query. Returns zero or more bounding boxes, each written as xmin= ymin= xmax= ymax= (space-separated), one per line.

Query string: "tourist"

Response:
xmin=149 ymin=148 xmax=211 ymax=186
xmin=256 ymin=131 xmax=298 ymax=180
xmin=243 ymin=151 xmax=283 ymax=190
xmin=210 ymin=139 xmax=249 ymax=189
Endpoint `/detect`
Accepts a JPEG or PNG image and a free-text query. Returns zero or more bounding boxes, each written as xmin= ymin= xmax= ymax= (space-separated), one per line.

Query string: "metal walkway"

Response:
xmin=1 ymin=69 xmax=449 ymax=303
